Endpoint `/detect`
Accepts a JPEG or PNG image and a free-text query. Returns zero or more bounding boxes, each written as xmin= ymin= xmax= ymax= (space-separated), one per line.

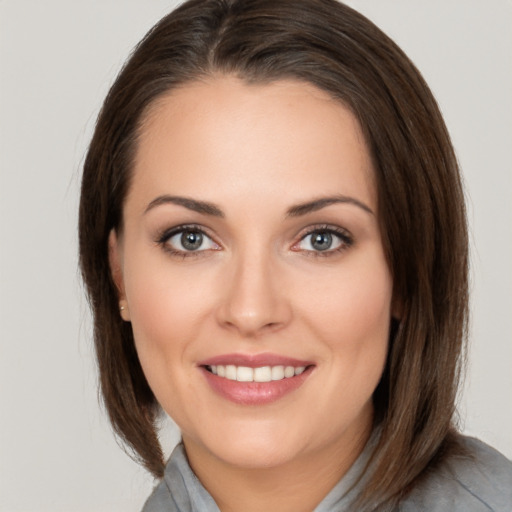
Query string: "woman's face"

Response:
xmin=111 ymin=77 xmax=394 ymax=471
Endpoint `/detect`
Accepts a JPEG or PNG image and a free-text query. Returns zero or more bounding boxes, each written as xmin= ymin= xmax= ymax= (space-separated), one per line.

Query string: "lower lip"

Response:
xmin=200 ymin=367 xmax=313 ymax=405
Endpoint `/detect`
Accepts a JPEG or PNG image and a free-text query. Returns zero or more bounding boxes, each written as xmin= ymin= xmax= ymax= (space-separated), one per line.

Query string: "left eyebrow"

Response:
xmin=286 ymin=195 xmax=374 ymax=217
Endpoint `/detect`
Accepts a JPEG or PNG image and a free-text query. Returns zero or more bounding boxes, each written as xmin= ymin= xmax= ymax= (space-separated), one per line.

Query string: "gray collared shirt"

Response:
xmin=142 ymin=435 xmax=512 ymax=511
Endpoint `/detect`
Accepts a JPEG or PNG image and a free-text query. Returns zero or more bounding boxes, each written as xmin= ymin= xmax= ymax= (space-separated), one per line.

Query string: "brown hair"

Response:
xmin=79 ymin=0 xmax=468 ymax=508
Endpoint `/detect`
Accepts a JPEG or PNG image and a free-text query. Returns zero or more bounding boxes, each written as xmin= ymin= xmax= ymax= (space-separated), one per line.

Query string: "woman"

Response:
xmin=79 ymin=0 xmax=512 ymax=510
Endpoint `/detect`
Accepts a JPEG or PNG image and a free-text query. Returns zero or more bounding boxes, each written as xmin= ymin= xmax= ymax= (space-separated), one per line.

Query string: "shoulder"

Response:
xmin=141 ymin=443 xmax=192 ymax=512
xmin=400 ymin=436 xmax=512 ymax=512
xmin=141 ymin=443 xmax=220 ymax=512
xmin=142 ymin=480 xmax=176 ymax=512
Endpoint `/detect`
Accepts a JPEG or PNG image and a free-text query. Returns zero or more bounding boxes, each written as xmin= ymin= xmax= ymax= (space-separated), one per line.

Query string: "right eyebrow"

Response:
xmin=144 ymin=195 xmax=225 ymax=217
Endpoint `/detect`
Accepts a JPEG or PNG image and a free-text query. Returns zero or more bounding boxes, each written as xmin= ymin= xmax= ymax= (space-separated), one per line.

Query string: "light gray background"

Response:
xmin=1 ymin=1 xmax=510 ymax=511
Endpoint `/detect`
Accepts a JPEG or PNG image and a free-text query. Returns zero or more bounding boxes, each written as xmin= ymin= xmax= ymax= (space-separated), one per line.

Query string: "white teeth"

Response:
xmin=208 ymin=364 xmax=308 ymax=382
xmin=225 ymin=365 xmax=237 ymax=380
xmin=236 ymin=366 xmax=253 ymax=382
xmin=271 ymin=365 xmax=285 ymax=380
xmin=253 ymin=366 xmax=272 ymax=382
xmin=284 ymin=366 xmax=295 ymax=378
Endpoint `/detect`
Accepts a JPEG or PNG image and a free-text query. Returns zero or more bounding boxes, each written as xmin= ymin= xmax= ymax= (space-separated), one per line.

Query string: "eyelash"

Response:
xmin=156 ymin=223 xmax=354 ymax=258
xmin=156 ymin=224 xmax=219 ymax=258
xmin=292 ymin=224 xmax=354 ymax=257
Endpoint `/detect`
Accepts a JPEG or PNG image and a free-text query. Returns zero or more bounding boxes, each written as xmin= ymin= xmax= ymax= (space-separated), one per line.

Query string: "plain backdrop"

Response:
xmin=1 ymin=1 xmax=511 ymax=511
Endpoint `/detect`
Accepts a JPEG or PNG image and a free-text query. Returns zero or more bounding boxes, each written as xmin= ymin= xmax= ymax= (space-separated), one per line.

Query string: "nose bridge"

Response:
xmin=218 ymin=241 xmax=289 ymax=335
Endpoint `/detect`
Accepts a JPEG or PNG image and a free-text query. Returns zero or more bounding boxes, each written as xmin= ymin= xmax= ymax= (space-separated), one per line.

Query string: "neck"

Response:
xmin=183 ymin=421 xmax=372 ymax=512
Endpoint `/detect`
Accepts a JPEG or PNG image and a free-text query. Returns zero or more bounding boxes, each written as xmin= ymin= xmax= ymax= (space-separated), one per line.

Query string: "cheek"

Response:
xmin=311 ymin=257 xmax=392 ymax=339
xmin=301 ymin=253 xmax=393 ymax=384
xmin=122 ymin=256 xmax=215 ymax=418
xmin=317 ymin=267 xmax=392 ymax=431
xmin=122 ymin=251 xmax=214 ymax=362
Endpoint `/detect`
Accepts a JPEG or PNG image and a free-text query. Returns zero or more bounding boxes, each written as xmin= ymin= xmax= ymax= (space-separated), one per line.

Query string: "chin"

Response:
xmin=214 ymin=440 xmax=305 ymax=470
xmin=184 ymin=419 xmax=313 ymax=470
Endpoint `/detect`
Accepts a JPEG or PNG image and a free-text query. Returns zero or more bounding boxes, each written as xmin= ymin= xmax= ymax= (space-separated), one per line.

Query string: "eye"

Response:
xmin=158 ymin=226 xmax=219 ymax=254
xmin=293 ymin=227 xmax=352 ymax=254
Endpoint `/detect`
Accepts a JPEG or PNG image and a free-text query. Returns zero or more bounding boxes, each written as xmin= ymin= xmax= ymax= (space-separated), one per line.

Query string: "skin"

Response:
xmin=110 ymin=77 xmax=394 ymax=512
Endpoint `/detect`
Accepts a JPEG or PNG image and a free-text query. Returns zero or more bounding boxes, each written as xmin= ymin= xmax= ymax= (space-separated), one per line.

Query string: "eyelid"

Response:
xmin=291 ymin=224 xmax=354 ymax=254
xmin=156 ymin=224 xmax=221 ymax=255
xmin=155 ymin=223 xmax=353 ymax=257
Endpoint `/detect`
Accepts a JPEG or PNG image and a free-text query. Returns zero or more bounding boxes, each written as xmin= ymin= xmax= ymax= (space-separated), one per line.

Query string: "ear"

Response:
xmin=108 ymin=230 xmax=131 ymax=322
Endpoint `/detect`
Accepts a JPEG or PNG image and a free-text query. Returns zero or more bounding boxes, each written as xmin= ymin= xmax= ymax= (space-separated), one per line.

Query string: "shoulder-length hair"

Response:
xmin=79 ymin=0 xmax=468 ymax=508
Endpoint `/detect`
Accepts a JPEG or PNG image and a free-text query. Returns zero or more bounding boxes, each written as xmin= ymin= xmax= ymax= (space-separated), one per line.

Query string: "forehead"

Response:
xmin=129 ymin=76 xmax=376 ymax=213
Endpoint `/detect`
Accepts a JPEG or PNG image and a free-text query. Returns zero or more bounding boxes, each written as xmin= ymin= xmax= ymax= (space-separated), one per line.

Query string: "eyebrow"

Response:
xmin=144 ymin=195 xmax=225 ymax=217
xmin=286 ymin=195 xmax=374 ymax=217
xmin=144 ymin=194 xmax=373 ymax=218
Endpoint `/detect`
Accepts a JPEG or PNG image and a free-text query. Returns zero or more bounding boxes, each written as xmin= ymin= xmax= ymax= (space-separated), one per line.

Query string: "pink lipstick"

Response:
xmin=198 ymin=352 xmax=314 ymax=405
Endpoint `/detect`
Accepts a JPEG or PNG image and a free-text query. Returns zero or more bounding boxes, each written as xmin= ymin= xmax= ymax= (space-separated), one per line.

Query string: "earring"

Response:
xmin=119 ymin=300 xmax=130 ymax=321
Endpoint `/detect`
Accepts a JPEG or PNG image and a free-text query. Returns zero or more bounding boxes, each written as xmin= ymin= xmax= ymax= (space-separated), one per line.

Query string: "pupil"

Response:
xmin=181 ymin=231 xmax=203 ymax=251
xmin=312 ymin=232 xmax=332 ymax=251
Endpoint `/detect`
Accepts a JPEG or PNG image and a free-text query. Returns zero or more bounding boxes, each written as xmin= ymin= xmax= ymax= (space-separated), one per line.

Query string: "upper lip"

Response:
xmin=198 ymin=352 xmax=314 ymax=368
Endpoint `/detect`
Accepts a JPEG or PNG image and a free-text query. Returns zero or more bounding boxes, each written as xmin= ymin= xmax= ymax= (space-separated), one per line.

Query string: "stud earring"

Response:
xmin=119 ymin=300 xmax=130 ymax=321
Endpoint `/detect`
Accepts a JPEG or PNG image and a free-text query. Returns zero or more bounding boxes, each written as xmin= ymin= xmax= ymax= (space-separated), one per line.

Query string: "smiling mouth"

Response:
xmin=205 ymin=364 xmax=308 ymax=382
xmin=201 ymin=363 xmax=314 ymax=405
xmin=199 ymin=354 xmax=314 ymax=404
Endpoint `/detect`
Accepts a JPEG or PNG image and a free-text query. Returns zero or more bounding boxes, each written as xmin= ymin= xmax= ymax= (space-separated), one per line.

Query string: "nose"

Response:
xmin=216 ymin=248 xmax=292 ymax=337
